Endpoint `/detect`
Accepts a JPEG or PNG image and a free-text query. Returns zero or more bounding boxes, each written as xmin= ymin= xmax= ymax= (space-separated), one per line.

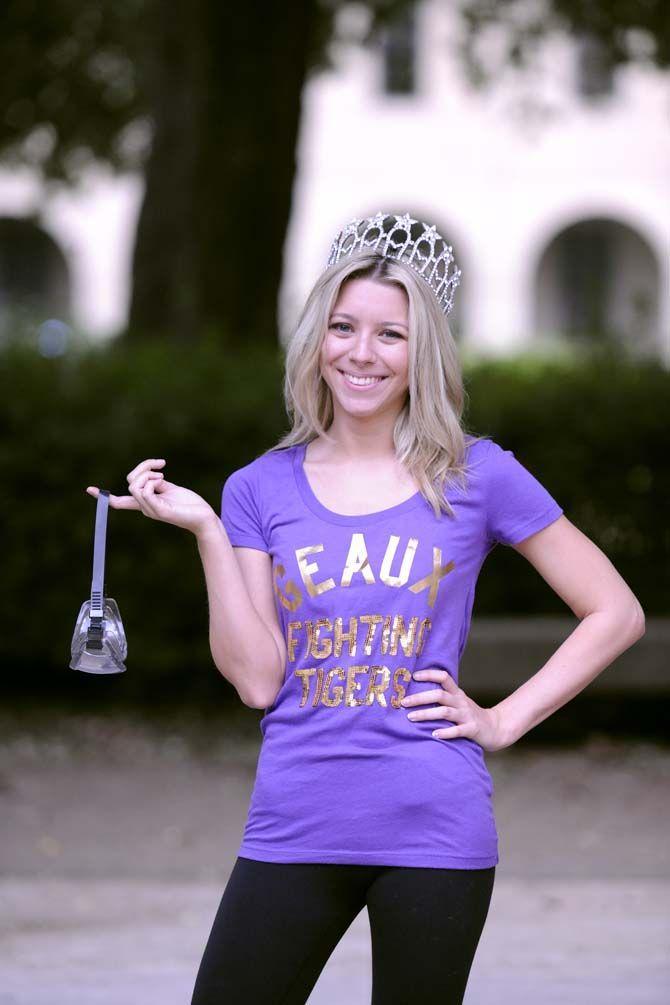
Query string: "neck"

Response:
xmin=319 ymin=414 xmax=401 ymax=460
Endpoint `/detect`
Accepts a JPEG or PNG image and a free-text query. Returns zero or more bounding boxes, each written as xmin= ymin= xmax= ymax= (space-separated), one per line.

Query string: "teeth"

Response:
xmin=342 ymin=372 xmax=384 ymax=386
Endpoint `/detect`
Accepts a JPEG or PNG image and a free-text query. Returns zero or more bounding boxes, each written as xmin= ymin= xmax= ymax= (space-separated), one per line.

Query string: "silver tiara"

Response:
xmin=326 ymin=211 xmax=461 ymax=316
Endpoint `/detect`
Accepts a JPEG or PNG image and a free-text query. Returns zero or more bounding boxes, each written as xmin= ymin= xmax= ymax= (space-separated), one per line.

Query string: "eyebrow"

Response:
xmin=330 ymin=312 xmax=409 ymax=330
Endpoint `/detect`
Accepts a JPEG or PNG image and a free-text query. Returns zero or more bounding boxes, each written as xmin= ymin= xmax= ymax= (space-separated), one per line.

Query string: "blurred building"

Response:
xmin=282 ymin=3 xmax=669 ymax=361
xmin=0 ymin=165 xmax=141 ymax=345
xmin=0 ymin=1 xmax=668 ymax=362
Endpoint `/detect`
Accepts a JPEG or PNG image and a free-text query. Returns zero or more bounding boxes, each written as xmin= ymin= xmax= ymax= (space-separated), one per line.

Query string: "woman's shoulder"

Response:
xmin=464 ymin=433 xmax=522 ymax=458
xmin=464 ymin=434 xmax=534 ymax=467
xmin=225 ymin=444 xmax=299 ymax=491
xmin=464 ymin=433 xmax=490 ymax=451
xmin=460 ymin=434 xmax=511 ymax=491
xmin=463 ymin=433 xmax=496 ymax=464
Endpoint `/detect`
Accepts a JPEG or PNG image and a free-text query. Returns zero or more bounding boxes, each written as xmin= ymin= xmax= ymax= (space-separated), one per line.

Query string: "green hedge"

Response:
xmin=2 ymin=335 xmax=667 ymax=704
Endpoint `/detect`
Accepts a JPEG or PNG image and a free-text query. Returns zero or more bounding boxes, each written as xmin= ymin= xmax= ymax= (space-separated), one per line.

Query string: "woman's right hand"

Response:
xmin=85 ymin=458 xmax=219 ymax=537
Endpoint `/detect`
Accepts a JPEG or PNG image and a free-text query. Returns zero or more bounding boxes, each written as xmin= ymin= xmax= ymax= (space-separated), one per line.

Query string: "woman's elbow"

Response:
xmin=242 ymin=690 xmax=273 ymax=710
xmin=620 ymin=596 xmax=646 ymax=642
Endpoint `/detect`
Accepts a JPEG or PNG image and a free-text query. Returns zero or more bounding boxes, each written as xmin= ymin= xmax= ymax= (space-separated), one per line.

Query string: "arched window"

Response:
xmin=0 ymin=218 xmax=70 ymax=336
xmin=533 ymin=217 xmax=661 ymax=355
xmin=378 ymin=7 xmax=417 ymax=96
xmin=575 ymin=32 xmax=615 ymax=100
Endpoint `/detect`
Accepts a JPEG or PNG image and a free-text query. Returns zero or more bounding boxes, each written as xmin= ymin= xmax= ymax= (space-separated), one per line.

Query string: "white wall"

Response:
xmin=0 ymin=166 xmax=142 ymax=339
xmin=280 ymin=0 xmax=670 ymax=362
xmin=0 ymin=0 xmax=667 ymax=361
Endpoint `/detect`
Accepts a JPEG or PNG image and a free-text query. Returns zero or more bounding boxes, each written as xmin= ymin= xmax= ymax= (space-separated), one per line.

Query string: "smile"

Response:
xmin=338 ymin=369 xmax=388 ymax=388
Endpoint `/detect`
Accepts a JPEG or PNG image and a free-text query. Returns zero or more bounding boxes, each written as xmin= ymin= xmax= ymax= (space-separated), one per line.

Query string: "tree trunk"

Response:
xmin=129 ymin=0 xmax=318 ymax=344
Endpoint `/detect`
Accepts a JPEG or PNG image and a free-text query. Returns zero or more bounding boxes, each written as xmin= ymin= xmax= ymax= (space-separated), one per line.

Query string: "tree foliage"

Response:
xmin=0 ymin=1 xmax=148 ymax=180
xmin=4 ymin=0 xmax=664 ymax=183
xmin=456 ymin=0 xmax=669 ymax=87
xmin=0 ymin=1 xmax=665 ymax=340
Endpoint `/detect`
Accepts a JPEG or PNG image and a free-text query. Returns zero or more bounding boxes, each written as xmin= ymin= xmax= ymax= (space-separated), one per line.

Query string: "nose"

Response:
xmin=347 ymin=330 xmax=377 ymax=365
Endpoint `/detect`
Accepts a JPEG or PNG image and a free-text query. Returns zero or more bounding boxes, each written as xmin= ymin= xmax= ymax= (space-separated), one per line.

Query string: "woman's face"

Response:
xmin=320 ymin=276 xmax=410 ymax=424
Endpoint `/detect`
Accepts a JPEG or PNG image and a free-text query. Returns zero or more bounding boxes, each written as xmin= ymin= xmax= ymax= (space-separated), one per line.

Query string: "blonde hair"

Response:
xmin=270 ymin=251 xmax=488 ymax=518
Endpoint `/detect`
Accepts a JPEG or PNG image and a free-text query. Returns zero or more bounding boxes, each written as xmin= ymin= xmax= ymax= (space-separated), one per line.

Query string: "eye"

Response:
xmin=328 ymin=322 xmax=405 ymax=339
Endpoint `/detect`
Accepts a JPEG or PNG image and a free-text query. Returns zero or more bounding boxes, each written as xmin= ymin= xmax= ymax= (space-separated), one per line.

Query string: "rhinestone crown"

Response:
xmin=326 ymin=211 xmax=461 ymax=316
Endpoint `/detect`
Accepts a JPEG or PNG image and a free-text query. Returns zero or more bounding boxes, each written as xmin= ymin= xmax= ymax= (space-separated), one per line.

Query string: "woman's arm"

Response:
xmin=86 ymin=458 xmax=285 ymax=709
xmin=403 ymin=515 xmax=646 ymax=750
xmin=196 ymin=515 xmax=286 ymax=709
xmin=491 ymin=514 xmax=645 ymax=746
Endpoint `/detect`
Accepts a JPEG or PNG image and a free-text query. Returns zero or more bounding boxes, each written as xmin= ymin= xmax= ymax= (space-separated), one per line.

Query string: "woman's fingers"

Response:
xmin=401 ymin=686 xmax=444 ymax=707
xmin=84 ymin=460 xmax=181 ymax=523
xmin=406 ymin=705 xmax=461 ymax=722
xmin=126 ymin=460 xmax=167 ymax=517
xmin=85 ymin=486 xmax=141 ymax=510
xmin=126 ymin=458 xmax=166 ymax=484
xmin=85 ymin=465 xmax=165 ymax=513
xmin=412 ymin=668 xmax=460 ymax=694
xmin=128 ymin=470 xmax=165 ymax=516
xmin=401 ymin=669 xmax=461 ymax=709
xmin=138 ymin=470 xmax=167 ymax=511
xmin=128 ymin=470 xmax=164 ymax=494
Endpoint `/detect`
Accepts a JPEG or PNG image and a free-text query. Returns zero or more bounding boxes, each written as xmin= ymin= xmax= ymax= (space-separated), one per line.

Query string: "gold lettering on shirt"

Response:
xmin=311 ymin=618 xmax=333 ymax=659
xmin=359 ymin=614 xmax=384 ymax=655
xmin=379 ymin=535 xmax=419 ymax=587
xmin=286 ymin=611 xmax=432 ymax=664
xmin=381 ymin=615 xmax=393 ymax=654
xmin=292 ymin=664 xmax=419 ymax=710
xmin=333 ymin=616 xmax=358 ymax=657
xmin=295 ymin=545 xmax=336 ymax=597
xmin=276 ymin=533 xmax=458 ymax=613
xmin=388 ymin=614 xmax=419 ymax=656
xmin=340 ymin=533 xmax=376 ymax=587
xmin=322 ymin=666 xmax=346 ymax=706
xmin=361 ymin=665 xmax=390 ymax=706
xmin=361 ymin=615 xmax=381 ymax=655
xmin=287 ymin=621 xmax=302 ymax=662
xmin=409 ymin=547 xmax=455 ymax=607
xmin=295 ymin=667 xmax=316 ymax=706
xmin=313 ymin=666 xmax=325 ymax=706
xmin=345 ymin=665 xmax=369 ymax=706
xmin=273 ymin=564 xmax=303 ymax=612
xmin=391 ymin=667 xmax=412 ymax=707
xmin=416 ymin=617 xmax=432 ymax=653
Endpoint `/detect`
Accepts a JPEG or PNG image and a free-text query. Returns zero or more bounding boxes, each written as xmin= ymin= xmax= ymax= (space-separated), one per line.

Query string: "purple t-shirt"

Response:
xmin=220 ymin=436 xmax=563 ymax=869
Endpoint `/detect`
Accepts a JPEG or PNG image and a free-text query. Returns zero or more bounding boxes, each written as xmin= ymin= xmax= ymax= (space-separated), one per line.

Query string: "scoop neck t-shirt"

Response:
xmin=219 ymin=436 xmax=564 ymax=869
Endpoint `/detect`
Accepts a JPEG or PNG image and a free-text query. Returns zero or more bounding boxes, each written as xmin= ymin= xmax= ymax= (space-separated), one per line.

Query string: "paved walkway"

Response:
xmin=1 ymin=876 xmax=668 ymax=1004
xmin=1 ymin=713 xmax=668 ymax=1003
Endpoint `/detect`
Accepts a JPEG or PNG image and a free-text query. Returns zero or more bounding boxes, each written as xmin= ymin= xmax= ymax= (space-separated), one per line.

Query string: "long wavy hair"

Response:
xmin=270 ymin=251 xmax=488 ymax=518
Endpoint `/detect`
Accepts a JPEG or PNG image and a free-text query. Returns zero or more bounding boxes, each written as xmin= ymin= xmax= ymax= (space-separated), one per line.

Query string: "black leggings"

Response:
xmin=190 ymin=856 xmax=495 ymax=1005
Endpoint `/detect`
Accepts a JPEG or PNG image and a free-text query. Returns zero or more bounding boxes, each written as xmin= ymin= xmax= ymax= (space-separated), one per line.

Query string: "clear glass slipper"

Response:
xmin=69 ymin=489 xmax=127 ymax=674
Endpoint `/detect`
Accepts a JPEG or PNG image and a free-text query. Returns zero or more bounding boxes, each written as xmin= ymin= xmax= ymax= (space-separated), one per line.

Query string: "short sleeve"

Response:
xmin=220 ymin=465 xmax=270 ymax=552
xmin=485 ymin=440 xmax=563 ymax=546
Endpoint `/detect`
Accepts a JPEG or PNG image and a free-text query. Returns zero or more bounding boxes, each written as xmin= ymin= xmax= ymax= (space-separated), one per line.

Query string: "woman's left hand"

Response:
xmin=400 ymin=668 xmax=509 ymax=752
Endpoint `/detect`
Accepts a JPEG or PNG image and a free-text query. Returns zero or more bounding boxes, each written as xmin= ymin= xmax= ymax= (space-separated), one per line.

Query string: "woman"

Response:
xmin=86 ymin=213 xmax=645 ymax=1004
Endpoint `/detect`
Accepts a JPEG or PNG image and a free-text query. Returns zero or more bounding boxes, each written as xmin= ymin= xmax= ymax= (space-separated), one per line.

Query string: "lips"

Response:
xmin=337 ymin=369 xmax=388 ymax=387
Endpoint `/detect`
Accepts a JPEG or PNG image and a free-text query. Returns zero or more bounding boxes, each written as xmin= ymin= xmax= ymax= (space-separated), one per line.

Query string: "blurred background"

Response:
xmin=1 ymin=1 xmax=668 ymax=1003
